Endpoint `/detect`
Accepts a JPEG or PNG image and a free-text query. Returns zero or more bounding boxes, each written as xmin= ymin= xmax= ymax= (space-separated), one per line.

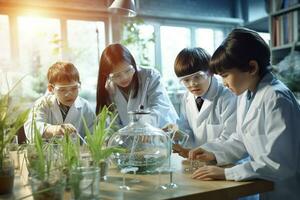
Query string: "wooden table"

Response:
xmin=6 ymin=154 xmax=274 ymax=200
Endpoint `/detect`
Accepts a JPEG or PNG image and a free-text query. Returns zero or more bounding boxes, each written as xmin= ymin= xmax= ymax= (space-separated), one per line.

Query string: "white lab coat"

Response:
xmin=24 ymin=94 xmax=96 ymax=141
xmin=202 ymin=72 xmax=300 ymax=200
xmin=177 ymin=76 xmax=237 ymax=147
xmin=109 ymin=67 xmax=179 ymax=128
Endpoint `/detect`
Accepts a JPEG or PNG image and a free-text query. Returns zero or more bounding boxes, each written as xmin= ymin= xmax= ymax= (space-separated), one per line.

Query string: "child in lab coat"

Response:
xmin=167 ymin=47 xmax=237 ymax=156
xmin=96 ymin=43 xmax=178 ymax=128
xmin=189 ymin=28 xmax=300 ymax=200
xmin=24 ymin=62 xmax=96 ymax=141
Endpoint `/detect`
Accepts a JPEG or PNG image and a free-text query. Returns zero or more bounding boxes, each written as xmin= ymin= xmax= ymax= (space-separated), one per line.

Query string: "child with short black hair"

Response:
xmin=167 ymin=47 xmax=236 ymax=157
xmin=25 ymin=62 xmax=95 ymax=140
xmin=189 ymin=28 xmax=300 ymax=200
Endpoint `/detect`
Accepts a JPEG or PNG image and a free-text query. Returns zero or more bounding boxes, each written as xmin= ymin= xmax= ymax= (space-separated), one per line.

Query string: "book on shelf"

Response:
xmin=271 ymin=0 xmax=300 ymax=12
xmin=271 ymin=10 xmax=299 ymax=47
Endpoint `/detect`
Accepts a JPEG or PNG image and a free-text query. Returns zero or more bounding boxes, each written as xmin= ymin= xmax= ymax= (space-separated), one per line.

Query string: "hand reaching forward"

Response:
xmin=44 ymin=123 xmax=77 ymax=138
xmin=173 ymin=144 xmax=190 ymax=158
xmin=191 ymin=165 xmax=225 ymax=180
xmin=188 ymin=147 xmax=216 ymax=162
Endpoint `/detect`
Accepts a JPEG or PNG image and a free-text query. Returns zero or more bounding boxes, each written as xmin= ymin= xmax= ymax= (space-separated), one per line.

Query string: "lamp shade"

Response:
xmin=108 ymin=0 xmax=136 ymax=17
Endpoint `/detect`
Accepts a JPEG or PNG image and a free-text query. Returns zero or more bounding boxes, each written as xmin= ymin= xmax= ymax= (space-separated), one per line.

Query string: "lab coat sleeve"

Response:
xmin=81 ymin=102 xmax=96 ymax=136
xmin=176 ymin=93 xmax=194 ymax=145
xmin=202 ymin=131 xmax=247 ymax=165
xmin=215 ymin=91 xmax=237 ymax=142
xmin=146 ymin=70 xmax=179 ymax=127
xmin=225 ymin=93 xmax=300 ymax=181
xmin=24 ymin=96 xmax=53 ymax=141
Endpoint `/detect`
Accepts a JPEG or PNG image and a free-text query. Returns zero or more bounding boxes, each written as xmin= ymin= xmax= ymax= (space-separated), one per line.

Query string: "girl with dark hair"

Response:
xmin=96 ymin=43 xmax=178 ymax=128
xmin=189 ymin=28 xmax=300 ymax=200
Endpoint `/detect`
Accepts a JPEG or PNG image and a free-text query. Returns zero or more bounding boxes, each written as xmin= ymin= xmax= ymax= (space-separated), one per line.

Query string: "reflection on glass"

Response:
xmin=157 ymin=167 xmax=178 ymax=189
xmin=129 ymin=166 xmax=140 ymax=183
xmin=108 ymin=110 xmax=170 ymax=174
xmin=120 ymin=167 xmax=131 ymax=191
xmin=155 ymin=167 xmax=167 ymax=190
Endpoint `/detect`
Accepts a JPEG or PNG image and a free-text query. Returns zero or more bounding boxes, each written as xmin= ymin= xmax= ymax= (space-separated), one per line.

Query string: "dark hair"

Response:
xmin=96 ymin=43 xmax=139 ymax=114
xmin=174 ymin=47 xmax=211 ymax=77
xmin=47 ymin=62 xmax=80 ymax=84
xmin=210 ymin=28 xmax=270 ymax=76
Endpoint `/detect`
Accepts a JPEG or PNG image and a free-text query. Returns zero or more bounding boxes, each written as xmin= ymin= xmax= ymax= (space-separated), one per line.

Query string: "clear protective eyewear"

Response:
xmin=52 ymin=83 xmax=81 ymax=95
xmin=179 ymin=71 xmax=209 ymax=86
xmin=109 ymin=65 xmax=135 ymax=82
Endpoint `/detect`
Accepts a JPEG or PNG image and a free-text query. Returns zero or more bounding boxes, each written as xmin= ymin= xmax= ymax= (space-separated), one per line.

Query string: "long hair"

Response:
xmin=96 ymin=43 xmax=139 ymax=114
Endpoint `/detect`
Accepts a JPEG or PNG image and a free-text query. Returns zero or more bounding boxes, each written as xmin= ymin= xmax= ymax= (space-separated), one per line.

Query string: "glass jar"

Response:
xmin=107 ymin=110 xmax=171 ymax=173
xmin=70 ymin=166 xmax=100 ymax=200
xmin=29 ymin=173 xmax=65 ymax=200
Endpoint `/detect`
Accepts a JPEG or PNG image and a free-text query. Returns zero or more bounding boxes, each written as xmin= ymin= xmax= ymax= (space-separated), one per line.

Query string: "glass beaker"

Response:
xmin=70 ymin=166 xmax=100 ymax=199
xmin=108 ymin=110 xmax=171 ymax=174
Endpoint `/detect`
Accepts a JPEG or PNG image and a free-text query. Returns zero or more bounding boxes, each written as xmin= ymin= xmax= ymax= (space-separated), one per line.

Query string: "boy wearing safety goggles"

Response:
xmin=169 ymin=47 xmax=237 ymax=157
xmin=24 ymin=62 xmax=96 ymax=140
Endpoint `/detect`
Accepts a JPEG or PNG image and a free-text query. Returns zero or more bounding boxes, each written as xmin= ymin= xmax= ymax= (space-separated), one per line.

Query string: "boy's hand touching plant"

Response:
xmin=44 ymin=124 xmax=77 ymax=138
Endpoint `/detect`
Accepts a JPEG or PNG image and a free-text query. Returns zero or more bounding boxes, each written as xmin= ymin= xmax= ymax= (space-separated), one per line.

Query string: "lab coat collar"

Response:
xmin=241 ymin=72 xmax=275 ymax=128
xmin=186 ymin=93 xmax=213 ymax=117
xmin=202 ymin=75 xmax=219 ymax=101
xmin=113 ymin=87 xmax=133 ymax=126
xmin=188 ymin=75 xmax=217 ymax=116
xmin=47 ymin=95 xmax=83 ymax=123
xmin=72 ymin=96 xmax=84 ymax=108
xmin=63 ymin=97 xmax=84 ymax=123
xmin=111 ymin=68 xmax=144 ymax=126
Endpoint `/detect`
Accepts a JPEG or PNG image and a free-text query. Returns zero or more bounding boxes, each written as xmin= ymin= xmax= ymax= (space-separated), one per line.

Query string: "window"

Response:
xmin=18 ymin=16 xmax=61 ymax=99
xmin=18 ymin=16 xmax=61 ymax=72
xmin=121 ymin=22 xmax=155 ymax=68
xmin=0 ymin=15 xmax=11 ymax=69
xmin=1 ymin=14 xmax=106 ymax=105
xmin=0 ymin=15 xmax=11 ymax=93
xmin=196 ymin=28 xmax=224 ymax=55
xmin=160 ymin=26 xmax=191 ymax=89
xmin=67 ymin=20 xmax=106 ymax=105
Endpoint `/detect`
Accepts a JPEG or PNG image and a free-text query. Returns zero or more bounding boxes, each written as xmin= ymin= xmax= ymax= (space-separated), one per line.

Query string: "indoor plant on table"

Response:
xmin=25 ymin=122 xmax=65 ymax=200
xmin=83 ymin=105 xmax=125 ymax=181
xmin=67 ymin=106 xmax=123 ymax=199
xmin=0 ymin=84 xmax=29 ymax=195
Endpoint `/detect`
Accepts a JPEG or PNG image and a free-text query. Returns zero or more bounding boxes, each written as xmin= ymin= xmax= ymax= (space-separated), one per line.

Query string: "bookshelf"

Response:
xmin=269 ymin=0 xmax=300 ymax=65
xmin=269 ymin=0 xmax=300 ymax=98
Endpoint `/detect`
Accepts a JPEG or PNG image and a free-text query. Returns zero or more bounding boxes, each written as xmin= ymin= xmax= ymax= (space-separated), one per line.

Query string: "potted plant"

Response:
xmin=0 ymin=83 xmax=29 ymax=195
xmin=83 ymin=105 xmax=125 ymax=181
xmin=25 ymin=121 xmax=65 ymax=200
xmin=56 ymin=132 xmax=80 ymax=191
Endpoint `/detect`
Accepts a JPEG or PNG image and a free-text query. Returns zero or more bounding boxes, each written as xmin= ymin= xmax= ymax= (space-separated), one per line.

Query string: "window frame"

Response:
xmin=0 ymin=7 xmax=109 ymax=70
xmin=137 ymin=17 xmax=234 ymax=74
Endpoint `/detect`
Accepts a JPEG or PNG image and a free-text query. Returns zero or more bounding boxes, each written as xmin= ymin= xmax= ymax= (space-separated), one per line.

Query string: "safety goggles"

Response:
xmin=179 ymin=71 xmax=209 ymax=86
xmin=52 ymin=83 xmax=81 ymax=95
xmin=108 ymin=65 xmax=135 ymax=83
